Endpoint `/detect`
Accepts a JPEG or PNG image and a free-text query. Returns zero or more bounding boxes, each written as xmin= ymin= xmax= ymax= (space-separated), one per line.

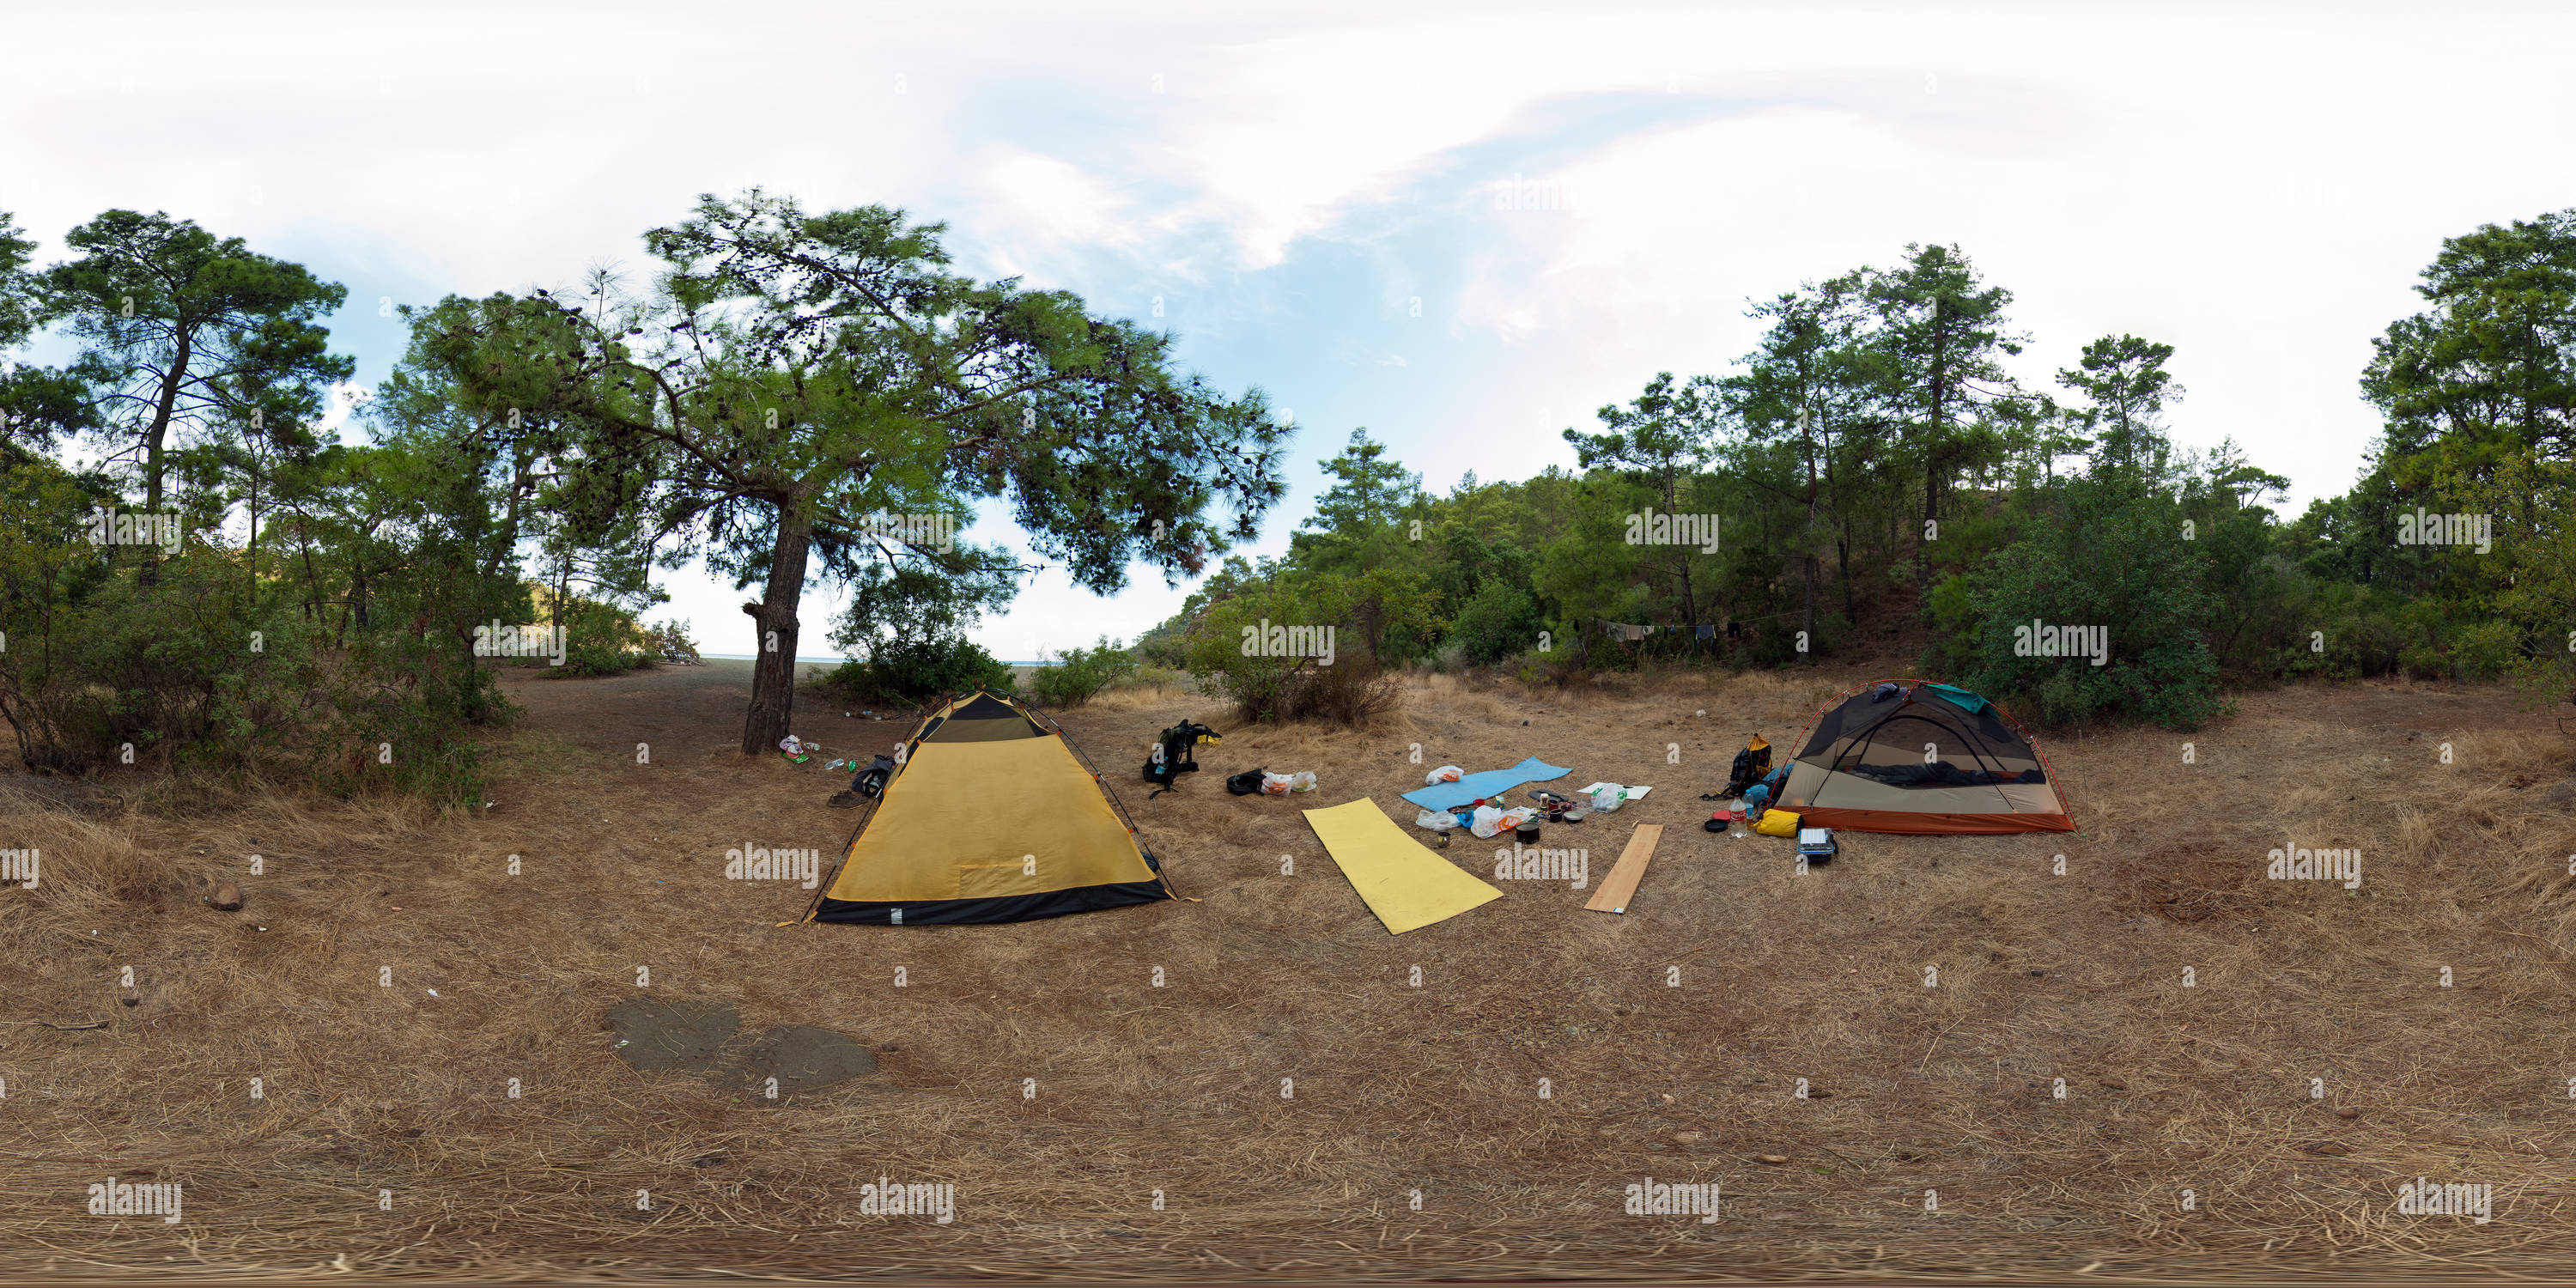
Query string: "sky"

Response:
xmin=5 ymin=0 xmax=2574 ymax=660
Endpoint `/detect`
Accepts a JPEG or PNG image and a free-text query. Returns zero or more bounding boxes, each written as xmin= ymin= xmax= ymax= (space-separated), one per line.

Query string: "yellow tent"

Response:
xmin=812 ymin=690 xmax=1175 ymax=925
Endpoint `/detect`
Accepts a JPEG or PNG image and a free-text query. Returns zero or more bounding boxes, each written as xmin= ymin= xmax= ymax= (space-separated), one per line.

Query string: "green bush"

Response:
xmin=1185 ymin=582 xmax=1404 ymax=726
xmin=823 ymin=635 xmax=1017 ymax=705
xmin=1120 ymin=664 xmax=1187 ymax=693
xmin=554 ymin=598 xmax=653 ymax=677
xmin=1032 ymin=638 xmax=1139 ymax=708
xmin=2399 ymin=643 xmax=2449 ymax=681
xmin=1133 ymin=625 xmax=1190 ymax=670
xmin=1444 ymin=582 xmax=1544 ymax=665
xmin=0 ymin=466 xmax=506 ymax=801
xmin=2450 ymin=618 xmax=2521 ymax=682
xmin=1956 ymin=477 xmax=2224 ymax=731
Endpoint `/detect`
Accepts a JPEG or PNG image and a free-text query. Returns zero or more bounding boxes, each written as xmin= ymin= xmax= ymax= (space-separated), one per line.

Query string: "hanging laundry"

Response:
xmin=1695 ymin=623 xmax=1717 ymax=640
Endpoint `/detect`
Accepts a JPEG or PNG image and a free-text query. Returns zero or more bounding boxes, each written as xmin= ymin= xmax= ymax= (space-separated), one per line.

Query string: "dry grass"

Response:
xmin=2 ymin=663 xmax=2573 ymax=1281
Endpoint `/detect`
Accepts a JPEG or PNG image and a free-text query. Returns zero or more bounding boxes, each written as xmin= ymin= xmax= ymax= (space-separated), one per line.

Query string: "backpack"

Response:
xmin=1144 ymin=721 xmax=1221 ymax=796
xmin=1724 ymin=743 xmax=1772 ymax=797
xmin=853 ymin=754 xmax=896 ymax=798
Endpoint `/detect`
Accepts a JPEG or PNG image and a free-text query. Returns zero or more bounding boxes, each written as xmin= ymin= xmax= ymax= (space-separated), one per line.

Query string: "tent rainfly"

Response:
xmin=810 ymin=690 xmax=1176 ymax=925
xmin=1776 ymin=678 xmax=2075 ymax=835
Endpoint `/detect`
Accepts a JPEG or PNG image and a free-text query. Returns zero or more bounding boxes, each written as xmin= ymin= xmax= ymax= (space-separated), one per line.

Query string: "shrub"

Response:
xmin=555 ymin=598 xmax=654 ymax=677
xmin=2450 ymin=618 xmax=2520 ymax=682
xmin=1032 ymin=638 xmax=1139 ymax=708
xmin=1957 ymin=477 xmax=2224 ymax=731
xmin=0 ymin=471 xmax=506 ymax=801
xmin=1445 ymin=583 xmax=1543 ymax=665
xmin=1293 ymin=653 xmax=1404 ymax=726
xmin=1133 ymin=624 xmax=1190 ymax=670
xmin=1183 ymin=577 xmax=1409 ymax=726
xmin=823 ymin=635 xmax=1017 ymax=705
xmin=648 ymin=618 xmax=702 ymax=663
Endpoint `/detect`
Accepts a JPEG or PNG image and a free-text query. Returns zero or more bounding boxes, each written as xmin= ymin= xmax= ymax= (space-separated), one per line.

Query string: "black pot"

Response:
xmin=1514 ymin=823 xmax=1542 ymax=844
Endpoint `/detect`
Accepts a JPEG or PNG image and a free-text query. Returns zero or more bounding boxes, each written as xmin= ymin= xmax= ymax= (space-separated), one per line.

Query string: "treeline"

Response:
xmin=1145 ymin=216 xmax=2576 ymax=730
xmin=0 ymin=193 xmax=1291 ymax=794
xmin=3 ymin=197 xmax=2559 ymax=790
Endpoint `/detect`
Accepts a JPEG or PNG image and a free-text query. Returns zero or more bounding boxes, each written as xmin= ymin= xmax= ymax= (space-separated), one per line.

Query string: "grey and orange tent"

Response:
xmin=806 ymin=689 xmax=1176 ymax=925
xmin=1775 ymin=679 xmax=2075 ymax=835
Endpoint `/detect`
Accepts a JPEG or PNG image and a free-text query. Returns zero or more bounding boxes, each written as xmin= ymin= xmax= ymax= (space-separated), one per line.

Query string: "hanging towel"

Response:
xmin=1696 ymin=623 xmax=1716 ymax=640
xmin=1615 ymin=623 xmax=1647 ymax=641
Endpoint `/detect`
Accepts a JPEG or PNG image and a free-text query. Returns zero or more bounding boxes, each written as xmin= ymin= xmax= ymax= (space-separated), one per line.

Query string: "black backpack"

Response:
xmin=1722 ymin=742 xmax=1772 ymax=798
xmin=1145 ymin=720 xmax=1220 ymax=797
xmin=853 ymin=754 xmax=896 ymax=798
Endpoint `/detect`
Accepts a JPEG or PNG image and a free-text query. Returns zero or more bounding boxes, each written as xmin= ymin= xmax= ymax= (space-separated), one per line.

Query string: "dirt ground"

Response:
xmin=3 ymin=659 xmax=2574 ymax=1282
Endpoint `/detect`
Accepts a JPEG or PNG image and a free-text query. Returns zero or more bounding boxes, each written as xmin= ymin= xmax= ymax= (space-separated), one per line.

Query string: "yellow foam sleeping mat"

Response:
xmin=1301 ymin=797 xmax=1503 ymax=934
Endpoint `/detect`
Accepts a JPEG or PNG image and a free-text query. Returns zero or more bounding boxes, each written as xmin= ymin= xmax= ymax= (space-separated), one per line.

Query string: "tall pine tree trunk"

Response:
xmin=739 ymin=501 xmax=814 ymax=755
xmin=139 ymin=334 xmax=190 ymax=587
xmin=1800 ymin=410 xmax=1819 ymax=662
xmin=1801 ymin=494 xmax=1820 ymax=665
xmin=1918 ymin=358 xmax=1947 ymax=615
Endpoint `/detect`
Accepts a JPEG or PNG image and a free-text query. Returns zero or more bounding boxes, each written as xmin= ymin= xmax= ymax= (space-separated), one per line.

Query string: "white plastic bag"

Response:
xmin=779 ymin=735 xmax=806 ymax=756
xmin=1589 ymin=786 xmax=1625 ymax=813
xmin=1470 ymin=805 xmax=1508 ymax=838
xmin=1496 ymin=806 xmax=1538 ymax=832
xmin=1425 ymin=765 xmax=1463 ymax=785
xmin=1415 ymin=808 xmax=1455 ymax=830
xmin=1261 ymin=770 xmax=1317 ymax=796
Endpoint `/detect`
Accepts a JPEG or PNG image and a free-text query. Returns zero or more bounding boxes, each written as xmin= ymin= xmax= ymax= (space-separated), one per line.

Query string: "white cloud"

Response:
xmin=9 ymin=1 xmax=2576 ymax=659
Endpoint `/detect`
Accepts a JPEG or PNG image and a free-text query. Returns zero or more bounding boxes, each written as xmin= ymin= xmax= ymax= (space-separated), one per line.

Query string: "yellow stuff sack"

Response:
xmin=1753 ymin=808 xmax=1801 ymax=838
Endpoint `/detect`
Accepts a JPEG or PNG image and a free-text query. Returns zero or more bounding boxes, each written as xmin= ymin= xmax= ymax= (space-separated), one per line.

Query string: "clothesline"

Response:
xmin=1598 ymin=609 xmax=1810 ymax=642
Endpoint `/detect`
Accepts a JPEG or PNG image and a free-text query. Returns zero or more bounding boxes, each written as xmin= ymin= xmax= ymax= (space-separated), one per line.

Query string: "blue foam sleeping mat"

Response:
xmin=1400 ymin=757 xmax=1575 ymax=811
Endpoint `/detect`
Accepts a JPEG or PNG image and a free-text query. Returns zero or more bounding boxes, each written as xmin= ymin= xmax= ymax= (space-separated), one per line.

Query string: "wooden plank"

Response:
xmin=1586 ymin=823 xmax=1663 ymax=914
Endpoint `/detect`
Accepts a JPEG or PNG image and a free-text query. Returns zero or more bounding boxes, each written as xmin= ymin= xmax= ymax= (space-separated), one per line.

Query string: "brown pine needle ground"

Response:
xmin=2 ymin=659 xmax=2571 ymax=1281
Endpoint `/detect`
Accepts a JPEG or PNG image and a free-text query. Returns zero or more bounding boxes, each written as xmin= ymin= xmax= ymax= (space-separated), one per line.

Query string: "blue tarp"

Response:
xmin=1402 ymin=757 xmax=1575 ymax=811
